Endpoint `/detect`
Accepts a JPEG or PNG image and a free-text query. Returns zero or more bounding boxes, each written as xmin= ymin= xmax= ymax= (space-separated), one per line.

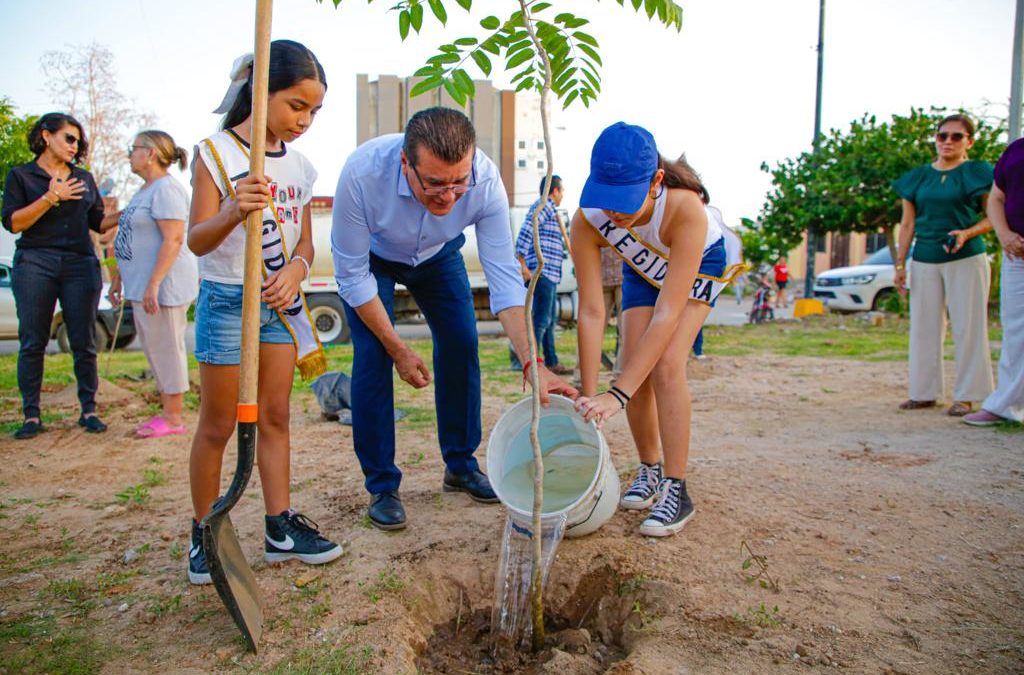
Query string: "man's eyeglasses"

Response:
xmin=409 ymin=161 xmax=476 ymax=196
xmin=63 ymin=133 xmax=80 ymax=146
xmin=936 ymin=132 xmax=966 ymax=143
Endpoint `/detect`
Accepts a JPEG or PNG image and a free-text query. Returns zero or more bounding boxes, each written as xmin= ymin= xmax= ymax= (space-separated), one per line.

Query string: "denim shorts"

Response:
xmin=621 ymin=237 xmax=728 ymax=311
xmin=194 ymin=280 xmax=294 ymax=365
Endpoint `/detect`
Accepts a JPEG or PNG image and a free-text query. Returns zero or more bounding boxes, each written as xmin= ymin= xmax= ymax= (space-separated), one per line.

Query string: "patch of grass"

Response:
xmin=146 ymin=593 xmax=182 ymax=616
xmin=617 ymin=574 xmax=648 ymax=596
xmin=0 ymin=614 xmax=108 ymax=674
xmin=736 ymin=602 xmax=782 ymax=629
xmin=115 ymin=484 xmax=150 ymax=506
xmin=47 ymin=577 xmax=88 ymax=604
xmin=363 ymin=569 xmax=403 ymax=603
xmin=403 ymin=451 xmax=425 ymax=467
xmin=994 ymin=421 xmax=1024 ymax=433
xmin=358 ymin=513 xmax=373 ymax=529
xmin=169 ymin=542 xmax=183 ymax=561
xmin=95 ymin=570 xmax=140 ymax=593
xmin=141 ymin=469 xmax=166 ymax=488
xmin=266 ymin=644 xmax=372 ymax=675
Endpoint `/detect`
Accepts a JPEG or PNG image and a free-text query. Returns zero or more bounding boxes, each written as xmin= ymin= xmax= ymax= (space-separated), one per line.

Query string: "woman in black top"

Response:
xmin=1 ymin=112 xmax=116 ymax=438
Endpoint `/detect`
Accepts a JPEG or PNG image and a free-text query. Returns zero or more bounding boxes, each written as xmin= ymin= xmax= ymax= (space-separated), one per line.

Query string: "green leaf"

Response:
xmin=409 ymin=76 xmax=443 ymax=98
xmin=443 ymin=78 xmax=467 ymax=106
xmin=480 ymin=38 xmax=501 ymax=55
xmin=399 ymin=10 xmax=410 ymax=40
xmin=577 ymin=43 xmax=602 ymax=66
xmin=410 ymin=3 xmax=423 ymax=31
xmin=644 ymin=0 xmax=657 ymax=19
xmin=506 ymin=47 xmax=534 ymax=69
xmin=427 ymin=52 xmax=461 ymax=65
xmin=632 ymin=0 xmax=642 ymax=9
xmin=581 ymin=67 xmax=601 ymax=92
xmin=515 ymin=76 xmax=536 ymax=92
xmin=480 ymin=15 xmax=501 ymax=30
xmin=554 ymin=12 xmax=573 ymax=23
xmin=470 ymin=50 xmax=492 ymax=76
xmin=453 ymin=68 xmax=476 ymax=98
xmin=455 ymin=0 xmax=472 ymax=9
xmin=454 ymin=37 xmax=478 ymax=46
xmin=553 ymin=66 xmax=576 ymax=90
xmin=510 ymin=65 xmax=534 ymax=83
xmin=506 ymin=39 xmax=533 ymax=56
xmin=554 ymin=79 xmax=577 ymax=96
xmin=413 ymin=64 xmax=438 ymax=77
xmin=572 ymin=31 xmax=598 ymax=47
xmin=531 ymin=1 xmax=552 ymax=12
xmin=741 ymin=558 xmax=753 ymax=570
xmin=428 ymin=0 xmax=447 ymax=25
xmin=561 ymin=90 xmax=579 ymax=109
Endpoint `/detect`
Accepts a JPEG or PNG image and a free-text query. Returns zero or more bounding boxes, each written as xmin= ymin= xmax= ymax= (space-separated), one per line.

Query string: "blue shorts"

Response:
xmin=194 ymin=280 xmax=294 ymax=365
xmin=621 ymin=237 xmax=728 ymax=311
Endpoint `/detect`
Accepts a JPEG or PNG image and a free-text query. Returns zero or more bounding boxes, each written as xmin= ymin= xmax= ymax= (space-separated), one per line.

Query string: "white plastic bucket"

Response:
xmin=486 ymin=394 xmax=618 ymax=538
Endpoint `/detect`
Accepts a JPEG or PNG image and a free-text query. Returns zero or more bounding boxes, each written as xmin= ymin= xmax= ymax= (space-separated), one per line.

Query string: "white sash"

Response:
xmin=581 ymin=206 xmax=747 ymax=305
xmin=202 ymin=137 xmax=326 ymax=381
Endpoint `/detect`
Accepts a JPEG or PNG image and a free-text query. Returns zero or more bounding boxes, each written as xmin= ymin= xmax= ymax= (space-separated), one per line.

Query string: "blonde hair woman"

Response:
xmin=109 ymin=130 xmax=198 ymax=437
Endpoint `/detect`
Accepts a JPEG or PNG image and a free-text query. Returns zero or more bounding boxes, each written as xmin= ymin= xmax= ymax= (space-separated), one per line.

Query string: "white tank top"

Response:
xmin=581 ymin=194 xmax=724 ymax=258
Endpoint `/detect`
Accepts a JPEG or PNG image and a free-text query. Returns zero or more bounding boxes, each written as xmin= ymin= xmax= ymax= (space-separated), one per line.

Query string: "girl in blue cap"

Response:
xmin=573 ymin=122 xmax=742 ymax=537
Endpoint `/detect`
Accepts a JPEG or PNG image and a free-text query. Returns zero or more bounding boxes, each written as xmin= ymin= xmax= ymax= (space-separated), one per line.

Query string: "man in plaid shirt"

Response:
xmin=511 ymin=175 xmax=573 ymax=375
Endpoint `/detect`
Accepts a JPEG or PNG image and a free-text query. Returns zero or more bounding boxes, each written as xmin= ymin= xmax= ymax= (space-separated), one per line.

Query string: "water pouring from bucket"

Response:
xmin=486 ymin=395 xmax=619 ymax=648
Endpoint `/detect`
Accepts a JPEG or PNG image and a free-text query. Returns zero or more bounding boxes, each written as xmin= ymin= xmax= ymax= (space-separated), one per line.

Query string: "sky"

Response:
xmin=0 ymin=0 xmax=1018 ymax=224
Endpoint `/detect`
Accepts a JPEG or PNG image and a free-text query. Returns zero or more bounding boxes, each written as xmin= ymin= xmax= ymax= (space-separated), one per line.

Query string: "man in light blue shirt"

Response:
xmin=332 ymin=107 xmax=575 ymax=530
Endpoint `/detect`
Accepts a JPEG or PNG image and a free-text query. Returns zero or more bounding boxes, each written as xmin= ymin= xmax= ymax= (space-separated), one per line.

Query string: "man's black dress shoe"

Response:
xmin=443 ymin=469 xmax=499 ymax=503
xmin=368 ymin=491 xmax=406 ymax=530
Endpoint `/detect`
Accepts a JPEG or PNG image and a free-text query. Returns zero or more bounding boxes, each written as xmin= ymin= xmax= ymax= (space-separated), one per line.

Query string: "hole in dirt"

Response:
xmin=414 ymin=565 xmax=649 ymax=674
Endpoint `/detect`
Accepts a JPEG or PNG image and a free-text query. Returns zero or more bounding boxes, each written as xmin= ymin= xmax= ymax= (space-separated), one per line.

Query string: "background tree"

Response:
xmin=745 ymin=107 xmax=1005 ymax=271
xmin=320 ymin=0 xmax=684 ymax=651
xmin=40 ymin=42 xmax=154 ymax=198
xmin=0 ymin=99 xmax=37 ymax=210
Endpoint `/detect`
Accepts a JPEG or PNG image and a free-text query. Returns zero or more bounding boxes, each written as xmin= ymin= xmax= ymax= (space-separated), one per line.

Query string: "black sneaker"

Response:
xmin=639 ymin=478 xmax=695 ymax=537
xmin=620 ymin=462 xmax=662 ymax=510
xmin=264 ymin=511 xmax=343 ymax=565
xmin=13 ymin=419 xmax=45 ymax=440
xmin=188 ymin=519 xmax=212 ymax=585
xmin=78 ymin=414 xmax=107 ymax=433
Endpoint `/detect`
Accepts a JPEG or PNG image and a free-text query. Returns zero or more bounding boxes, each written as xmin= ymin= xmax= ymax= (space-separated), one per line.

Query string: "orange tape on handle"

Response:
xmin=237 ymin=403 xmax=258 ymax=423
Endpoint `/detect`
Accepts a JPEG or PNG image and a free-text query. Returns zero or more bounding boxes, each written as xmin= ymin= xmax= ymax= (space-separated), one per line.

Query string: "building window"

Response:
xmin=815 ymin=231 xmax=827 ymax=253
xmin=517 ymin=159 xmax=527 ymax=168
xmin=518 ymin=140 xmax=526 ymax=149
xmin=865 ymin=231 xmax=887 ymax=253
xmin=537 ymin=141 xmax=544 ymax=150
xmin=537 ymin=160 xmax=544 ymax=169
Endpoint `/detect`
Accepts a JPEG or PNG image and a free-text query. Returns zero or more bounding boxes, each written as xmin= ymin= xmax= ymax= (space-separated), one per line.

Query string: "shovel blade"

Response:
xmin=203 ymin=514 xmax=263 ymax=652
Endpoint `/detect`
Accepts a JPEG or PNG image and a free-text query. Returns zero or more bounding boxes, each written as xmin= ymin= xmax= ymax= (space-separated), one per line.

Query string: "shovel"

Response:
xmin=200 ymin=0 xmax=273 ymax=653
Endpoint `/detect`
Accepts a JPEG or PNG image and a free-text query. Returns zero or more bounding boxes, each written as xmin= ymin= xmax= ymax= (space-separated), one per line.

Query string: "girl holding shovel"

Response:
xmin=186 ymin=40 xmax=340 ymax=584
xmin=573 ymin=123 xmax=742 ymax=537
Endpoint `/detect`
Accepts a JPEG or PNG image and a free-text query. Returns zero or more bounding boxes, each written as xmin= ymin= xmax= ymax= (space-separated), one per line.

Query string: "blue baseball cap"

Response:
xmin=579 ymin=122 xmax=658 ymax=214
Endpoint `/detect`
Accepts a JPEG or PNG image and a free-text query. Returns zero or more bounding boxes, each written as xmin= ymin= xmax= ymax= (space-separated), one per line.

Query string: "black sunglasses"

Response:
xmin=62 ymin=132 xmax=80 ymax=145
xmin=936 ymin=132 xmax=966 ymax=142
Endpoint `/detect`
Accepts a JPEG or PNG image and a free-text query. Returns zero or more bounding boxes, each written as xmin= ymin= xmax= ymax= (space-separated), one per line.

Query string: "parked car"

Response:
xmin=813 ymin=246 xmax=908 ymax=312
xmin=0 ymin=256 xmax=136 ymax=352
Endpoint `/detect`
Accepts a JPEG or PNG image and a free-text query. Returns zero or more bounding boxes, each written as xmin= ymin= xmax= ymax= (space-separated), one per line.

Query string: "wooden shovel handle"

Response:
xmin=239 ymin=0 xmax=272 ymax=414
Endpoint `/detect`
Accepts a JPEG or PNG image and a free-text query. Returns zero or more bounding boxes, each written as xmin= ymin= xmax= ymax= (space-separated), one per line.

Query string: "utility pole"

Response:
xmin=804 ymin=0 xmax=826 ymax=300
xmin=1011 ymin=0 xmax=1023 ymax=141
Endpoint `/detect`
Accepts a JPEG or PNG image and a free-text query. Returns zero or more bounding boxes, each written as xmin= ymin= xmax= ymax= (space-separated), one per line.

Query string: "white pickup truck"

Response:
xmin=302 ymin=200 xmax=577 ymax=344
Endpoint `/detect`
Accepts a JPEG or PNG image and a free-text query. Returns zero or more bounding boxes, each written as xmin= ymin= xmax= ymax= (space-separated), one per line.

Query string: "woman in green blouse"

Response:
xmin=892 ymin=114 xmax=994 ymax=416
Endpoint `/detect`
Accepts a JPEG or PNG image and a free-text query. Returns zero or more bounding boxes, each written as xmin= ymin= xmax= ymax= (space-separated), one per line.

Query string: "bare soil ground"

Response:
xmin=1 ymin=339 xmax=1022 ymax=674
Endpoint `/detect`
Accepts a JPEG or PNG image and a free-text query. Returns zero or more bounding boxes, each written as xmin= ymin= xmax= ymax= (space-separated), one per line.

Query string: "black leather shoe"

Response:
xmin=443 ymin=469 xmax=499 ymax=503
xmin=13 ymin=419 xmax=44 ymax=440
xmin=368 ymin=491 xmax=406 ymax=530
xmin=78 ymin=414 xmax=108 ymax=433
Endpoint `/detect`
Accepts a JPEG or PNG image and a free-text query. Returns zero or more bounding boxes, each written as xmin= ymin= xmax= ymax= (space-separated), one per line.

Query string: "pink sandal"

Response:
xmin=136 ymin=416 xmax=187 ymax=439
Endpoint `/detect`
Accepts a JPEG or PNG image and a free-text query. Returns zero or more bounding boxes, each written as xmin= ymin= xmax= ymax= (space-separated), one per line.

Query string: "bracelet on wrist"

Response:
xmin=291 ymin=255 xmax=311 ymax=280
xmin=609 ymin=384 xmax=632 ymax=402
xmin=43 ymin=193 xmax=59 ymax=207
xmin=604 ymin=389 xmax=627 ymax=409
xmin=521 ymin=357 xmax=543 ymax=376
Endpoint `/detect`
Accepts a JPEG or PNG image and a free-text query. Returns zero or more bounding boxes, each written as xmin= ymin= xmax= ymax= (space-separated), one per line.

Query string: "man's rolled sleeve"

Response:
xmin=331 ymin=168 xmax=378 ymax=308
xmin=475 ymin=184 xmax=526 ymax=314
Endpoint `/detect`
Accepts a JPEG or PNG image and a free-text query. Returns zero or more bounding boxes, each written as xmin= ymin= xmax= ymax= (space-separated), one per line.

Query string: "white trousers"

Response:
xmin=982 ymin=255 xmax=1024 ymax=421
xmin=131 ymin=303 xmax=191 ymax=395
xmin=908 ymin=254 xmax=994 ymax=403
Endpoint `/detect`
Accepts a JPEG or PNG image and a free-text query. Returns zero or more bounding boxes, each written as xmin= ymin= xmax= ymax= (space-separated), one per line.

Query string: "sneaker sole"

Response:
xmin=619 ymin=495 xmax=656 ymax=510
xmin=963 ymin=419 xmax=1001 ymax=427
xmin=188 ymin=570 xmax=212 ymax=585
xmin=639 ymin=509 xmax=696 ymax=537
xmin=265 ymin=546 xmax=344 ymax=565
xmin=442 ymin=484 xmax=500 ymax=503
